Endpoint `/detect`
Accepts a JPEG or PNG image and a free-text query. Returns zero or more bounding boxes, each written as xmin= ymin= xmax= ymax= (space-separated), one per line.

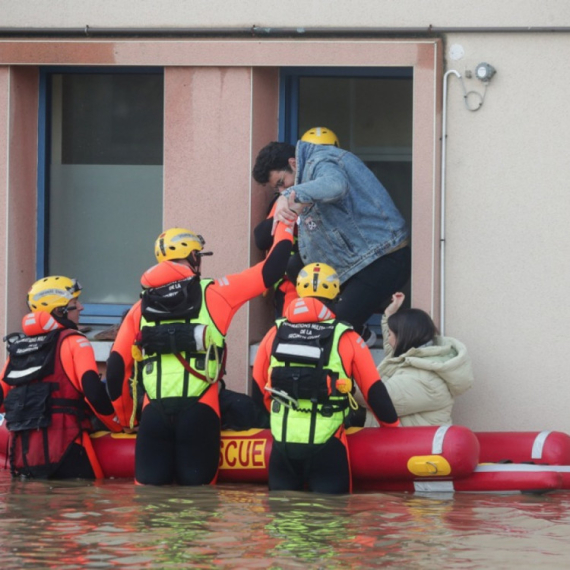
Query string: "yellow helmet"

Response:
xmin=155 ymin=228 xmax=205 ymax=262
xmin=301 ymin=127 xmax=340 ymax=147
xmin=296 ymin=263 xmax=340 ymax=300
xmin=27 ymin=276 xmax=82 ymax=313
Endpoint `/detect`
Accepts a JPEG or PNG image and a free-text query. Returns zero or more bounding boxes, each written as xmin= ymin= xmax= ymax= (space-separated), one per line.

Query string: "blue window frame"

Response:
xmin=37 ymin=67 xmax=164 ymax=325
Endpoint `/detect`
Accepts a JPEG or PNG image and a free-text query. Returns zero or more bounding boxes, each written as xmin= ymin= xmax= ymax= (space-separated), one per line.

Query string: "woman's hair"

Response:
xmin=387 ymin=308 xmax=438 ymax=357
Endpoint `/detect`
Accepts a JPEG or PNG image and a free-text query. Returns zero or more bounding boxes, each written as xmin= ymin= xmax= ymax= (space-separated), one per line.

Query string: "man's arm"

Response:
xmin=340 ymin=333 xmax=399 ymax=427
xmin=252 ymin=328 xmax=276 ymax=412
xmin=284 ymin=160 xmax=349 ymax=204
xmin=61 ymin=336 xmax=121 ymax=432
xmin=105 ymin=302 xmax=142 ymax=428
xmin=207 ymin=222 xmax=293 ymax=335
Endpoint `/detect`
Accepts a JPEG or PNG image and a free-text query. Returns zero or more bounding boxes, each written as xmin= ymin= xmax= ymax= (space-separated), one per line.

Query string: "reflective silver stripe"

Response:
xmin=318 ymin=306 xmax=331 ymax=320
xmin=6 ymin=366 xmax=42 ymax=379
xmin=293 ymin=304 xmax=309 ymax=315
xmin=275 ymin=343 xmax=321 ymax=360
xmin=474 ymin=463 xmax=570 ymax=473
xmin=432 ymin=425 xmax=451 ymax=454
xmin=414 ymin=480 xmax=455 ymax=493
xmin=24 ymin=316 xmax=36 ymax=326
xmin=216 ymin=277 xmax=230 ymax=287
xmin=42 ymin=316 xmax=58 ymax=331
xmin=193 ymin=324 xmax=207 ymax=352
xmin=531 ymin=431 xmax=551 ymax=460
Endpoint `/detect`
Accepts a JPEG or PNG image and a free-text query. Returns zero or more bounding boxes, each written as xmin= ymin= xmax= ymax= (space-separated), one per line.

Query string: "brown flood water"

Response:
xmin=1 ymin=474 xmax=570 ymax=569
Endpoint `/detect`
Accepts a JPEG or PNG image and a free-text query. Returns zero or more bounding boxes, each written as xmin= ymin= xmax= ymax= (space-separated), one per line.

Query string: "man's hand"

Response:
xmin=272 ymin=191 xmax=303 ymax=235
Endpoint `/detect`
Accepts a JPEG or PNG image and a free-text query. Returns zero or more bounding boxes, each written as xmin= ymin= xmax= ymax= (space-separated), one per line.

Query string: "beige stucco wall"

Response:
xmin=1 ymin=0 xmax=569 ymax=28
xmin=438 ymin=33 xmax=570 ymax=433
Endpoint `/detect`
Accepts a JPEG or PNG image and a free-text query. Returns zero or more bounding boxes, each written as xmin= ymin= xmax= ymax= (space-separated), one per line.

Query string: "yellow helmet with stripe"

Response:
xmin=301 ymin=127 xmax=340 ymax=147
xmin=296 ymin=263 xmax=340 ymax=300
xmin=155 ymin=228 xmax=205 ymax=262
xmin=27 ymin=276 xmax=82 ymax=313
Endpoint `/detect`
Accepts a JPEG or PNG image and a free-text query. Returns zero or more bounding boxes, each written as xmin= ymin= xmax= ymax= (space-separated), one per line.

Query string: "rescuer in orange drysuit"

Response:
xmin=253 ymin=262 xmax=399 ymax=494
xmin=106 ymin=224 xmax=293 ymax=486
xmin=0 ymin=276 xmax=121 ymax=479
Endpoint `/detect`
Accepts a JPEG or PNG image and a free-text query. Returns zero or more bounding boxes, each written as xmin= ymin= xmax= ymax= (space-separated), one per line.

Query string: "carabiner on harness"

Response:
xmin=204 ymin=342 xmax=220 ymax=384
xmin=264 ymin=386 xmax=299 ymax=410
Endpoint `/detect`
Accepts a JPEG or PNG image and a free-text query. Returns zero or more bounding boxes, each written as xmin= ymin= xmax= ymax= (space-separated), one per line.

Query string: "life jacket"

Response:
xmin=2 ymin=328 xmax=91 ymax=478
xmin=268 ymin=318 xmax=352 ymax=446
xmin=135 ymin=277 xmax=226 ymax=412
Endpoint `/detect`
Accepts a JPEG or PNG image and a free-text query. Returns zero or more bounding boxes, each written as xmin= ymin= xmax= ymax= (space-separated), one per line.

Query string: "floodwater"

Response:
xmin=1 ymin=475 xmax=570 ymax=569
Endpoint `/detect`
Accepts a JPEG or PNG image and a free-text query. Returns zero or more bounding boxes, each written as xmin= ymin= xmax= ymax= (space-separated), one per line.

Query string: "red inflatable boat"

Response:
xmin=2 ymin=422 xmax=570 ymax=493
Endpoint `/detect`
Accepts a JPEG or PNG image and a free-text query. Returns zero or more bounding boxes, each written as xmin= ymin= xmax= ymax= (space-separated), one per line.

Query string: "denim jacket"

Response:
xmin=282 ymin=141 xmax=409 ymax=283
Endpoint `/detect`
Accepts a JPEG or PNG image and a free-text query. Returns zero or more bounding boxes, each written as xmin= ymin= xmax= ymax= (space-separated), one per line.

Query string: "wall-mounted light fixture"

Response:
xmin=475 ymin=62 xmax=497 ymax=83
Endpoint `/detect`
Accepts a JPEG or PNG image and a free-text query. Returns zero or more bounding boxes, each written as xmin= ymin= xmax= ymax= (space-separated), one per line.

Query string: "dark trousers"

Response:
xmin=268 ymin=436 xmax=351 ymax=494
xmin=135 ymin=402 xmax=220 ymax=486
xmin=52 ymin=442 xmax=95 ymax=479
xmin=331 ymin=246 xmax=411 ymax=334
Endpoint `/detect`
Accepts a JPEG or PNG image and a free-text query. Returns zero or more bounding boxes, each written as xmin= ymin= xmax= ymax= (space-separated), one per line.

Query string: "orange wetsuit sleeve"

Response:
xmin=207 ymin=222 xmax=294 ymax=334
xmin=339 ymin=332 xmax=399 ymax=427
xmin=252 ymin=326 xmax=277 ymax=412
xmin=60 ymin=334 xmax=121 ymax=432
xmin=105 ymin=301 xmax=142 ymax=428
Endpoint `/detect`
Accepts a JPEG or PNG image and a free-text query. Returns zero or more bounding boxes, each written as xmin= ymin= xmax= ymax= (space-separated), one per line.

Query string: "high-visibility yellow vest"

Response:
xmin=268 ymin=318 xmax=352 ymax=445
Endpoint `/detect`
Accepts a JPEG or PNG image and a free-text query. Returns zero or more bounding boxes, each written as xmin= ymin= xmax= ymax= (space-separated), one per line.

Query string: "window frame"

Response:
xmin=37 ymin=66 xmax=164 ymax=325
xmin=278 ymin=66 xmax=413 ymax=144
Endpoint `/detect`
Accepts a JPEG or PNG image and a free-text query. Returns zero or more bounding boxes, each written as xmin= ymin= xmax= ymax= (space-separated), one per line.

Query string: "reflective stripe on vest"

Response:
xmin=269 ymin=319 xmax=351 ymax=445
xmin=139 ymin=279 xmax=225 ymax=400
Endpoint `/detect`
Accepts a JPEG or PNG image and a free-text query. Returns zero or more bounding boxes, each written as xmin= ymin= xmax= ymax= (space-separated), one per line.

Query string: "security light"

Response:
xmin=475 ymin=62 xmax=496 ymax=83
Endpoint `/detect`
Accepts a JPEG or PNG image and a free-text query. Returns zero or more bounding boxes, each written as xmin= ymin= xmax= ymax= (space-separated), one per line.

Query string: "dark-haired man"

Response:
xmin=252 ymin=140 xmax=411 ymax=345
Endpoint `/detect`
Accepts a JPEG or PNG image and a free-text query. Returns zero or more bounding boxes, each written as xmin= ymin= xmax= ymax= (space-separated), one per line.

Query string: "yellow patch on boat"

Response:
xmin=407 ymin=455 xmax=452 ymax=477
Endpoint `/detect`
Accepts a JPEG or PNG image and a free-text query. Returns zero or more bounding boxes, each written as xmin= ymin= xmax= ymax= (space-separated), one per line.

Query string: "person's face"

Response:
xmin=63 ymin=300 xmax=84 ymax=325
xmin=268 ymin=158 xmax=297 ymax=193
xmin=387 ymin=328 xmax=397 ymax=349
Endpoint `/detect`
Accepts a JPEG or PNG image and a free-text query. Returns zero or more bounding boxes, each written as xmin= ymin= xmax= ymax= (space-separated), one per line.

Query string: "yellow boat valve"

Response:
xmin=407 ymin=455 xmax=452 ymax=477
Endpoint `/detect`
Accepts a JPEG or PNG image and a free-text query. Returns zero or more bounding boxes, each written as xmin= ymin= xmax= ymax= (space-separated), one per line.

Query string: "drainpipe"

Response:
xmin=440 ymin=69 xmax=461 ymax=336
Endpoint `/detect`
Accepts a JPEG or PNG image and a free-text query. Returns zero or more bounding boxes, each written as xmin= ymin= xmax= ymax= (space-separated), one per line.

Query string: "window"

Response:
xmin=280 ymin=67 xmax=414 ymax=333
xmin=38 ymin=68 xmax=164 ymax=324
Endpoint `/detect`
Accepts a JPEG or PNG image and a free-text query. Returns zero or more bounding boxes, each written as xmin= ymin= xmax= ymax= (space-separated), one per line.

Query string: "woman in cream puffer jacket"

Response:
xmin=366 ymin=293 xmax=473 ymax=427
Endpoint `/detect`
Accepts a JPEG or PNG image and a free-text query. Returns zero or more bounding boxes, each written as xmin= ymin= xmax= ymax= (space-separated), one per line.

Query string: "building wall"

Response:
xmin=438 ymin=33 xmax=570 ymax=432
xmin=0 ymin=14 xmax=568 ymax=432
xmin=1 ymin=0 xmax=568 ymax=28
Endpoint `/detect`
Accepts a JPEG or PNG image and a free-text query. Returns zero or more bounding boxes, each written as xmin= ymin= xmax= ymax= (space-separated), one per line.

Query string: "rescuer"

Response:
xmin=252 ymin=262 xmax=400 ymax=494
xmin=106 ymin=224 xmax=293 ymax=486
xmin=0 ymin=276 xmax=121 ymax=479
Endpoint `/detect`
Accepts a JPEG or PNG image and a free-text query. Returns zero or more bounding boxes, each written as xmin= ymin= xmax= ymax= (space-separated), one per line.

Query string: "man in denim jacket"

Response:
xmin=252 ymin=140 xmax=410 ymax=344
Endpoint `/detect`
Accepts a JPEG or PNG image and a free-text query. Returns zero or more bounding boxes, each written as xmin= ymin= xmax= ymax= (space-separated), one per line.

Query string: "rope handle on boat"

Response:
xmin=426 ymin=461 xmax=439 ymax=475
